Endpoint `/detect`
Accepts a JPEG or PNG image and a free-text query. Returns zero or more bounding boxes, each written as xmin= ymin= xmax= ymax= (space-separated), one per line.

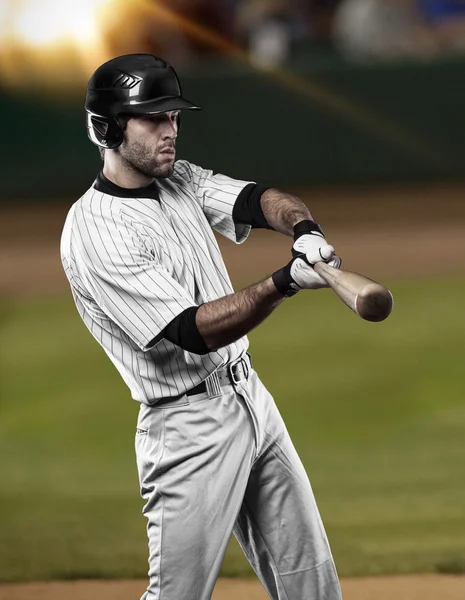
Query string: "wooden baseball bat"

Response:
xmin=313 ymin=262 xmax=393 ymax=322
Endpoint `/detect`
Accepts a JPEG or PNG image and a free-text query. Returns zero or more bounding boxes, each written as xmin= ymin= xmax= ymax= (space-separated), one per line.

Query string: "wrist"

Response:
xmin=293 ymin=219 xmax=325 ymax=240
xmin=272 ymin=261 xmax=300 ymax=297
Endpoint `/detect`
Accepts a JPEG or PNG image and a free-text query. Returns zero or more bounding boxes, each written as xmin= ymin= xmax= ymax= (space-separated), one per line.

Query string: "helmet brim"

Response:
xmin=124 ymin=96 xmax=201 ymax=115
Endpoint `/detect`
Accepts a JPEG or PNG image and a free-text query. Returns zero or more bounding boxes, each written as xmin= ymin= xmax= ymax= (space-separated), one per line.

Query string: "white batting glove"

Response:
xmin=292 ymin=220 xmax=337 ymax=265
xmin=273 ymin=219 xmax=342 ymax=296
xmin=272 ymin=254 xmax=341 ymax=296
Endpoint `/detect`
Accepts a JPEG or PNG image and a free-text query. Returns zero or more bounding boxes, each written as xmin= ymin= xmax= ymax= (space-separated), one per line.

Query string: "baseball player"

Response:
xmin=60 ymin=54 xmax=343 ymax=600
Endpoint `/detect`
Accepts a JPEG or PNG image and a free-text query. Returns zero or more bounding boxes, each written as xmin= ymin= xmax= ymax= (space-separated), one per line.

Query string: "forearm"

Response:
xmin=260 ymin=188 xmax=313 ymax=236
xmin=196 ymin=277 xmax=285 ymax=351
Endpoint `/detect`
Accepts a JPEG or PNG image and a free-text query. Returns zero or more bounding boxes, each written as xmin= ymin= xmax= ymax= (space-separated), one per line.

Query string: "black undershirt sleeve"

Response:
xmin=147 ymin=306 xmax=210 ymax=355
xmin=232 ymin=183 xmax=274 ymax=230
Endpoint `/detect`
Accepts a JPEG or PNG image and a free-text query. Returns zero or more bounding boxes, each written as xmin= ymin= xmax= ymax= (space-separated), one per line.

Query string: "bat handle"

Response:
xmin=313 ymin=261 xmax=340 ymax=286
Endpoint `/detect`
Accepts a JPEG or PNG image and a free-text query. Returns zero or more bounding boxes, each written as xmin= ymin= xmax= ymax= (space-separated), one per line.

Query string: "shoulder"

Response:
xmin=172 ymin=160 xmax=211 ymax=185
xmin=168 ymin=161 xmax=204 ymax=201
xmin=72 ymin=187 xmax=134 ymax=233
xmin=68 ymin=188 xmax=131 ymax=247
xmin=172 ymin=159 xmax=204 ymax=179
xmin=173 ymin=159 xmax=193 ymax=181
xmin=77 ymin=186 xmax=124 ymax=218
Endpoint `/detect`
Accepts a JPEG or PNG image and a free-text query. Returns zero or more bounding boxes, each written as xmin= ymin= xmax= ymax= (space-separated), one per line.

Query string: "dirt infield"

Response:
xmin=1 ymin=574 xmax=465 ymax=600
xmin=1 ymin=181 xmax=465 ymax=296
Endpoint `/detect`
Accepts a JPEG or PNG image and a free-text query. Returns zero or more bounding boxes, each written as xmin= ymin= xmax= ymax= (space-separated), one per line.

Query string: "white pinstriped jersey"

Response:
xmin=60 ymin=160 xmax=253 ymax=404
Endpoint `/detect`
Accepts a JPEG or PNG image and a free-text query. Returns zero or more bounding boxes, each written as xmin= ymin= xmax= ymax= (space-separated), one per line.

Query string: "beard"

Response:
xmin=118 ymin=135 xmax=175 ymax=179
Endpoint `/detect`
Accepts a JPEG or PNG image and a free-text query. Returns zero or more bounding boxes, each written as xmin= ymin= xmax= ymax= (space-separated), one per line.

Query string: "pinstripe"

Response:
xmin=139 ymin=186 xmax=228 ymax=303
xmin=77 ymin=213 xmax=152 ymax=342
xmin=159 ymin=339 xmax=180 ymax=395
xmin=98 ymin=197 xmax=167 ymax=319
xmin=80 ymin=193 xmax=190 ymax=341
xmin=60 ymin=160 xmax=252 ymax=404
xmin=101 ymin=197 xmax=185 ymax=317
xmin=120 ymin=206 xmax=197 ymax=286
xmin=159 ymin=188 xmax=221 ymax=295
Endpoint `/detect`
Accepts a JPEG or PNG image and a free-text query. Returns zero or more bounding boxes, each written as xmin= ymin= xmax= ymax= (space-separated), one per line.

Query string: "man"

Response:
xmin=60 ymin=53 xmax=343 ymax=600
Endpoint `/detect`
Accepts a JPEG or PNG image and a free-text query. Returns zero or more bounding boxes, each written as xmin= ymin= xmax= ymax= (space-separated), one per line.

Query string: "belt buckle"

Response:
xmin=228 ymin=356 xmax=249 ymax=385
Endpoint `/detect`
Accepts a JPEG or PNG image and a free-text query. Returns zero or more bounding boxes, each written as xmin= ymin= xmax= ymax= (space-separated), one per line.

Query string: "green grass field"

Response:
xmin=1 ymin=277 xmax=465 ymax=582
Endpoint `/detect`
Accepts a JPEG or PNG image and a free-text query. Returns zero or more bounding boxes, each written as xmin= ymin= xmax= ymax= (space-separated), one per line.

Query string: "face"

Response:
xmin=118 ymin=110 xmax=179 ymax=179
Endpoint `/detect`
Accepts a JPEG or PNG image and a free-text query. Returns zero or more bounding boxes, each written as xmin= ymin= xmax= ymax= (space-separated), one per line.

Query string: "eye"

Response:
xmin=138 ymin=113 xmax=179 ymax=126
xmin=136 ymin=114 xmax=159 ymax=123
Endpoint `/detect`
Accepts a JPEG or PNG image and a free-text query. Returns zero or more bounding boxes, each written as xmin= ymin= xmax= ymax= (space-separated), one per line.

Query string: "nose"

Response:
xmin=162 ymin=116 xmax=178 ymax=140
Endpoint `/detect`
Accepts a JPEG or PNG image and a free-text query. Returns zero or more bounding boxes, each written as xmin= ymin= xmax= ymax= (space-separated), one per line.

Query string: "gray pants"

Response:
xmin=135 ymin=365 xmax=342 ymax=600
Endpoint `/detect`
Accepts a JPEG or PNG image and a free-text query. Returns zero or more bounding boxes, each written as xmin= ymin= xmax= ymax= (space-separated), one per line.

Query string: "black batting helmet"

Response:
xmin=85 ymin=54 xmax=201 ymax=149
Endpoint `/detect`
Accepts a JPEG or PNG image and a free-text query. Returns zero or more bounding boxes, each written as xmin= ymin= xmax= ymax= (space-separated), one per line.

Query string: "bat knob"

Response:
xmin=319 ymin=244 xmax=335 ymax=261
xmin=355 ymin=284 xmax=394 ymax=322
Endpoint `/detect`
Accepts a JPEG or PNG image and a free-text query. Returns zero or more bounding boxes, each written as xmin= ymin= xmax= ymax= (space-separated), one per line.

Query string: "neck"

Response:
xmin=103 ymin=151 xmax=154 ymax=188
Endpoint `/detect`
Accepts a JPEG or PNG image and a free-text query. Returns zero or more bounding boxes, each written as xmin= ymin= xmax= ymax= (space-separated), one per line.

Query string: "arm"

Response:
xmin=259 ymin=188 xmax=341 ymax=269
xmin=176 ymin=161 xmax=317 ymax=241
xmin=189 ymin=189 xmax=340 ymax=352
xmin=196 ymin=277 xmax=285 ymax=351
xmin=195 ymin=250 xmax=337 ymax=351
xmin=185 ymin=188 xmax=342 ymax=351
xmin=233 ymin=185 xmax=326 ymax=245
xmin=163 ymin=260 xmax=330 ymax=354
xmin=259 ymin=188 xmax=314 ymax=236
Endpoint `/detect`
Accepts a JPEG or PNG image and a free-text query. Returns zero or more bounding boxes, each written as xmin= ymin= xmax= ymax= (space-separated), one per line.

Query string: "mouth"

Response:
xmin=159 ymin=147 xmax=175 ymax=156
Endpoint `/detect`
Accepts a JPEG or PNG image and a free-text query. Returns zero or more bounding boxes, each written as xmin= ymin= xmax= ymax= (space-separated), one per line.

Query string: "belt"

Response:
xmin=186 ymin=354 xmax=251 ymax=397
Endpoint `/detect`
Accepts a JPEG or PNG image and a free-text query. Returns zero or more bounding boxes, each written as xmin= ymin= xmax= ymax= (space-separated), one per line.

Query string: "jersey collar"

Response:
xmin=94 ymin=171 xmax=160 ymax=201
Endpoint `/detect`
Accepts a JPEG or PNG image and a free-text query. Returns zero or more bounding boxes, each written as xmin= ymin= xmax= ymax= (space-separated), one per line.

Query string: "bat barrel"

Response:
xmin=314 ymin=261 xmax=393 ymax=322
xmin=356 ymin=283 xmax=394 ymax=322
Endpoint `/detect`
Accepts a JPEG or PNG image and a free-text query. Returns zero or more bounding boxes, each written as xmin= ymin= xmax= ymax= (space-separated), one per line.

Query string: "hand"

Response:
xmin=272 ymin=254 xmax=341 ymax=296
xmin=292 ymin=220 xmax=336 ymax=265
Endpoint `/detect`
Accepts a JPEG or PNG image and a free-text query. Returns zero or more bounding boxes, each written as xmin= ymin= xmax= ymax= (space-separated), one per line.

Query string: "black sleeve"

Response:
xmin=232 ymin=183 xmax=274 ymax=230
xmin=147 ymin=306 xmax=210 ymax=355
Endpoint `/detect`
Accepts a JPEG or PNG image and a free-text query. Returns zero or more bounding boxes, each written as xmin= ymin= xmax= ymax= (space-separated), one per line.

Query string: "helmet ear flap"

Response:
xmin=86 ymin=113 xmax=124 ymax=149
xmin=93 ymin=117 xmax=109 ymax=138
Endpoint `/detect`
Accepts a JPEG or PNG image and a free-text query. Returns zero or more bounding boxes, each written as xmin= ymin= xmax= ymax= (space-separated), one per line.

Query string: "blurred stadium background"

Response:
xmin=1 ymin=1 xmax=465 ymax=599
